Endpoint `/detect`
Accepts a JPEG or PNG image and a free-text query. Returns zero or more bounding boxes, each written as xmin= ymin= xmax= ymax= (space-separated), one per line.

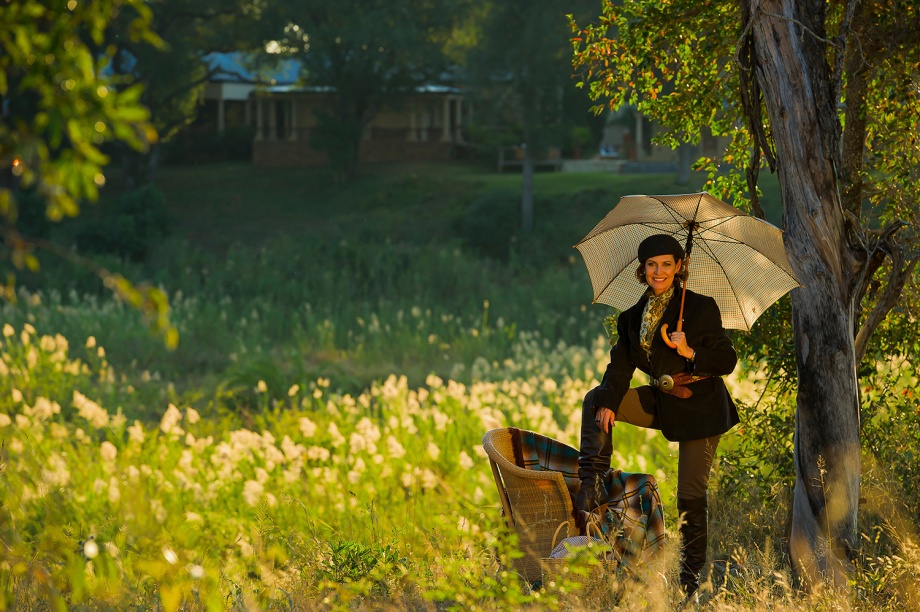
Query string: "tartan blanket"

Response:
xmin=509 ymin=427 xmax=666 ymax=555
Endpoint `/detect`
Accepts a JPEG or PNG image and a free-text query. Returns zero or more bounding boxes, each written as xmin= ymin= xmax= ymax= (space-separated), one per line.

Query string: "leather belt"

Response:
xmin=649 ymin=373 xmax=710 ymax=399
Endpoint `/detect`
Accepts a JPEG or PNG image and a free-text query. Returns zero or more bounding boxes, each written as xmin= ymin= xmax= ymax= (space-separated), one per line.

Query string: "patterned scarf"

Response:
xmin=639 ymin=286 xmax=674 ymax=357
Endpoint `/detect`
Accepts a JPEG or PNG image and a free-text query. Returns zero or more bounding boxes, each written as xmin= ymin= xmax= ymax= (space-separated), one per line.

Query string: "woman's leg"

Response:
xmin=576 ymin=387 xmax=656 ymax=511
xmin=676 ymin=435 xmax=721 ymax=597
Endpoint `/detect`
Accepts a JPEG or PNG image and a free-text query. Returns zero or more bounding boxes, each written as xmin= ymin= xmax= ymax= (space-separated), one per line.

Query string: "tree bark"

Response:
xmin=748 ymin=0 xmax=861 ymax=588
xmin=521 ymin=131 xmax=535 ymax=233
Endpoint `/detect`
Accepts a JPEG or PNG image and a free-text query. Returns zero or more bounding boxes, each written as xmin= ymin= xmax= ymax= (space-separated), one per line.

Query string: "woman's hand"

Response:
xmin=668 ymin=330 xmax=695 ymax=360
xmin=595 ymin=407 xmax=616 ymax=434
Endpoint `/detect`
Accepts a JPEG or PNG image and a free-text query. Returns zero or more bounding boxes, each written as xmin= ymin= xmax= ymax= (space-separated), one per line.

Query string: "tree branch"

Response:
xmin=851 ymin=219 xmax=908 ymax=304
xmin=855 ymin=247 xmax=919 ymax=363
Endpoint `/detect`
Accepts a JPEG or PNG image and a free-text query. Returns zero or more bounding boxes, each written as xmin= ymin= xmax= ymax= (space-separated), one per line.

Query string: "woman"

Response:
xmin=575 ymin=233 xmax=739 ymax=599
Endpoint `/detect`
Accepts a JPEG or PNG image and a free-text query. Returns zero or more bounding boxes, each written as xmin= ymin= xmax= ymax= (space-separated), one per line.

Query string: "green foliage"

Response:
xmin=263 ymin=0 xmax=467 ymax=179
xmin=74 ymin=185 xmax=170 ymax=261
xmin=317 ymin=539 xmax=402 ymax=585
xmin=0 ymin=0 xmax=157 ymax=224
xmin=460 ymin=191 xmax=520 ymax=259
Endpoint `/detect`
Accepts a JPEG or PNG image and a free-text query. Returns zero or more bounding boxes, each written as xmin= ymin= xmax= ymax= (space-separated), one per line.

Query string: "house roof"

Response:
xmin=205 ymin=52 xmax=300 ymax=85
xmin=264 ymin=83 xmax=462 ymax=95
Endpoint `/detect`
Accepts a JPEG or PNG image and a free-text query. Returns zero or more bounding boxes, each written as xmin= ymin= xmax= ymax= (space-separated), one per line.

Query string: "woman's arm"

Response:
xmin=591 ymin=310 xmax=637 ymax=413
xmin=687 ymin=296 xmax=737 ymax=376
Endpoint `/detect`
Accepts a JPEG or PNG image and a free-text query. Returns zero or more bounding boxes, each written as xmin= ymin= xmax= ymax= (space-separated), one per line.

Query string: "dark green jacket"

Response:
xmin=591 ymin=287 xmax=739 ymax=441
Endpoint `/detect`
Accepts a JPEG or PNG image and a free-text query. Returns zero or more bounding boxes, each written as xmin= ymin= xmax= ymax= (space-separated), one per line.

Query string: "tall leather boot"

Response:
xmin=575 ymin=391 xmax=612 ymax=512
xmin=677 ymin=495 xmax=708 ymax=599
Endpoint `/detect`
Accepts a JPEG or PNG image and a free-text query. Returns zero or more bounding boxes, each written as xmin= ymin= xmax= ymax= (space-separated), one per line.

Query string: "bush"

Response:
xmin=74 ymin=185 xmax=170 ymax=261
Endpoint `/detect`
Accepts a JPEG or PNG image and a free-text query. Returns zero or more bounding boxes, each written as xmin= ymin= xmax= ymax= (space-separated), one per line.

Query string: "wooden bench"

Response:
xmin=497 ymin=145 xmax=563 ymax=173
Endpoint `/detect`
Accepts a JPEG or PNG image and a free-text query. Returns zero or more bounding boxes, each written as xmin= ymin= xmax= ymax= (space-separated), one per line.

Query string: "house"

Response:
xmin=200 ymin=53 xmax=468 ymax=167
xmin=250 ymin=84 xmax=467 ymax=167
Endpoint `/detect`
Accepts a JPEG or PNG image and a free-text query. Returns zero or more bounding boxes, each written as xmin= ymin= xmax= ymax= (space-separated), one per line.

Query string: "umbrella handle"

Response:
xmin=660 ymin=324 xmax=678 ymax=348
xmin=660 ymin=273 xmax=689 ymax=350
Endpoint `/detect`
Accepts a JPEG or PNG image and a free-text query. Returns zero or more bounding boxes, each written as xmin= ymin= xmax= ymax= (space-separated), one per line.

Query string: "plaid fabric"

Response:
xmin=508 ymin=428 xmax=665 ymax=554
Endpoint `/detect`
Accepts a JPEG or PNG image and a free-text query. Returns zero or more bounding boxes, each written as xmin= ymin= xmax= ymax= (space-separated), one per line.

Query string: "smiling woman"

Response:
xmin=577 ymin=233 xmax=740 ymax=601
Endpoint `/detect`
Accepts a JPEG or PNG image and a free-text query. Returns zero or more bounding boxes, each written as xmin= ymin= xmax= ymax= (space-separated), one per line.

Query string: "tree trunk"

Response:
xmin=749 ymin=0 xmax=861 ymax=588
xmin=521 ymin=137 xmax=535 ymax=233
xmin=676 ymin=141 xmax=695 ymax=186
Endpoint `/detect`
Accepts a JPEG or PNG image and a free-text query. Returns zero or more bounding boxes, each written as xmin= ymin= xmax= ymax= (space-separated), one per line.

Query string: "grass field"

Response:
xmin=2 ymin=161 xmax=917 ymax=610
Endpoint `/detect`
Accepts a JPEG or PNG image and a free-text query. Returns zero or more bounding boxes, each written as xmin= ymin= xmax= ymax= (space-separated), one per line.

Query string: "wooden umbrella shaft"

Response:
xmin=661 ymin=255 xmax=689 ymax=347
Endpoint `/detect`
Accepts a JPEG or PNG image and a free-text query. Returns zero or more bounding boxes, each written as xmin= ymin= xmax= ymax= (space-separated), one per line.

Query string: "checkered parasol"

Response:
xmin=574 ymin=192 xmax=801 ymax=331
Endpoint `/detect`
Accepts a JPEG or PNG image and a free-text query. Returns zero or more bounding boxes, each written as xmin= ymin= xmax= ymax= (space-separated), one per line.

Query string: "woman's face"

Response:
xmin=644 ymin=255 xmax=681 ymax=296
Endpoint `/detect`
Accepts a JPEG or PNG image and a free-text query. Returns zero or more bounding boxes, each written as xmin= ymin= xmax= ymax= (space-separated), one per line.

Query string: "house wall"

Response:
xmin=252 ymin=92 xmax=462 ymax=166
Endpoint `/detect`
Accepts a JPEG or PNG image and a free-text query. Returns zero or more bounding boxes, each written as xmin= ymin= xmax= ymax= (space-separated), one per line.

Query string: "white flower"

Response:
xmin=299 ymin=417 xmax=317 ymax=438
xmin=2 ymin=324 xmax=13 ymax=337
xmin=288 ymin=384 xmax=300 ymax=397
xmin=128 ymin=420 xmax=145 ymax=444
xmin=108 ymin=477 xmax=121 ymax=504
xmin=159 ymin=403 xmax=183 ymax=435
xmin=242 ymin=480 xmax=263 ymax=506
xmin=162 ymin=546 xmax=178 ymax=564
xmin=186 ymin=407 xmax=200 ymax=424
xmin=73 ymin=391 xmax=109 ymax=429
xmin=100 ymin=441 xmax=118 ymax=462
xmin=327 ymin=422 xmax=345 ymax=447
xmin=458 ymin=450 xmax=475 ymax=470
xmin=11 ymin=388 xmax=23 ymax=404
xmin=83 ymin=540 xmax=99 ymax=559
xmin=188 ymin=564 xmax=205 ymax=580
xmin=426 ymin=442 xmax=441 ymax=461
xmin=386 ymin=436 xmax=406 ymax=459
xmin=256 ymin=380 xmax=267 ymax=393
xmin=85 ymin=336 xmax=97 ymax=348
xmin=0 ymin=414 xmax=10 ymax=428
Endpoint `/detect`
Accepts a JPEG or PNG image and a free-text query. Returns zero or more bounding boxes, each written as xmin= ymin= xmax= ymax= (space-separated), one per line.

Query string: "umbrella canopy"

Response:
xmin=575 ymin=192 xmax=800 ymax=332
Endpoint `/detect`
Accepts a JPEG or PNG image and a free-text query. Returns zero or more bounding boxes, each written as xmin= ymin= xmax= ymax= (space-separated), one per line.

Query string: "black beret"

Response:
xmin=637 ymin=233 xmax=684 ymax=263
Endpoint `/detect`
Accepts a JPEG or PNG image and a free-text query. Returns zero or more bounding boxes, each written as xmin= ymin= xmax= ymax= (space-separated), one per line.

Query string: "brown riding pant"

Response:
xmin=614 ymin=387 xmax=720 ymax=500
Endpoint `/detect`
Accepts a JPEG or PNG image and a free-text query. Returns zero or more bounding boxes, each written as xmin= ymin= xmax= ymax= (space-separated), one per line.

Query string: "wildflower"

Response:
xmin=49 ymin=422 xmax=67 ymax=439
xmin=2 ymin=324 xmax=13 ymax=337
xmin=73 ymin=391 xmax=109 ymax=429
xmin=188 ymin=564 xmax=205 ymax=580
xmin=420 ymin=468 xmax=439 ymax=490
xmin=256 ymin=380 xmax=268 ymax=393
xmin=300 ymin=417 xmax=317 ymax=438
xmin=100 ymin=441 xmax=118 ymax=462
xmin=243 ymin=480 xmax=263 ymax=506
xmin=327 ymin=422 xmax=345 ymax=447
xmin=42 ymin=453 xmax=70 ymax=487
xmin=186 ymin=407 xmax=200 ymax=424
xmin=432 ymin=409 xmax=450 ymax=431
xmin=20 ymin=330 xmax=30 ymax=346
xmin=162 ymin=546 xmax=178 ymax=565
xmin=15 ymin=415 xmax=30 ymax=429
xmin=11 ymin=389 xmax=22 ymax=404
xmin=185 ymin=512 xmax=203 ymax=522
xmin=108 ymin=477 xmax=121 ymax=504
xmin=160 ymin=403 xmax=184 ymax=435
xmin=97 ymin=346 xmax=105 ymax=358
xmin=306 ymin=446 xmax=330 ymax=462
xmin=0 ymin=414 xmax=12 ymax=428
xmin=83 ymin=539 xmax=99 ymax=559
xmin=86 ymin=336 xmax=97 ymax=349
xmin=459 ymin=450 xmax=475 ymax=470
xmin=386 ymin=435 xmax=406 ymax=459
xmin=40 ymin=335 xmax=56 ymax=352
xmin=127 ymin=420 xmax=145 ymax=444
xmin=288 ymin=384 xmax=300 ymax=397
xmin=426 ymin=442 xmax=441 ymax=461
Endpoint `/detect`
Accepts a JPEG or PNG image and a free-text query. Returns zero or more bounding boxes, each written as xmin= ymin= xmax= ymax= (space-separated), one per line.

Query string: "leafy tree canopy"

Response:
xmin=0 ymin=0 xmax=175 ymax=346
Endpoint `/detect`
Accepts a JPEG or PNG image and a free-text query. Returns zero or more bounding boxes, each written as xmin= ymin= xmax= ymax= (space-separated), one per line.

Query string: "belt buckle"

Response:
xmin=652 ymin=374 xmax=675 ymax=391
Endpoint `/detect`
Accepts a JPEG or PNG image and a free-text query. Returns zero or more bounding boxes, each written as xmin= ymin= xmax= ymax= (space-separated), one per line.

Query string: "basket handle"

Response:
xmin=550 ymin=521 xmax=571 ymax=551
